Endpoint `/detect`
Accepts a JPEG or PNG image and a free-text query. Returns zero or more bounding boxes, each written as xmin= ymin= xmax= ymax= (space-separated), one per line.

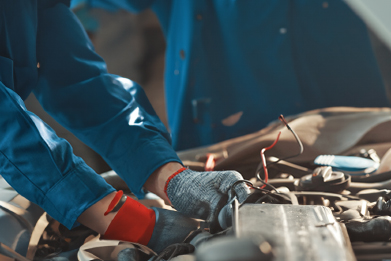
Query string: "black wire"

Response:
xmin=230 ymin=179 xmax=295 ymax=208
xmin=256 ymin=178 xmax=278 ymax=193
xmin=230 ymin=179 xmax=274 ymax=198
xmin=231 ymin=179 xmax=254 ymax=190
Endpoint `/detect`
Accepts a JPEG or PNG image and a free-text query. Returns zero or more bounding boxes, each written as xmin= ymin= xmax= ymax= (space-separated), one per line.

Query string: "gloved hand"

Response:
xmin=147 ymin=207 xmax=199 ymax=253
xmin=164 ymin=168 xmax=250 ymax=229
xmin=103 ymin=193 xmax=200 ymax=254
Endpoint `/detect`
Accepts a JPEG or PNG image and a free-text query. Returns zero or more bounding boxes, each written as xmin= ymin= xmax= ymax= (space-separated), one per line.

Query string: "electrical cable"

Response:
xmin=256 ymin=114 xmax=304 ymax=189
xmin=230 ymin=180 xmax=271 ymax=196
xmin=278 ymin=115 xmax=304 ymax=160
xmin=227 ymin=114 xmax=304 ymax=208
xmin=255 ymin=178 xmax=279 ymax=192
xmin=259 ymin=131 xmax=281 ymax=189
xmin=229 ymin=180 xmax=288 ymax=206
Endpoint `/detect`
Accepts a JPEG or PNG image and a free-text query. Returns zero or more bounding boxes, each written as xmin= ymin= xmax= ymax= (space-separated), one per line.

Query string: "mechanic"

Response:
xmin=73 ymin=0 xmax=391 ymax=150
xmin=0 ymin=0 xmax=249 ymax=253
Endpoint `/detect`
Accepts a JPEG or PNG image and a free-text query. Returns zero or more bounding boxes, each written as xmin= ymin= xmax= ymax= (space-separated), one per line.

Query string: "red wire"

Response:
xmin=260 ymin=131 xmax=281 ymax=189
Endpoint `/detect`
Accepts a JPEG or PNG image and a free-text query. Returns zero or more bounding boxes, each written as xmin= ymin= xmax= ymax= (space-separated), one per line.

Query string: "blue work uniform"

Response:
xmin=0 ymin=0 xmax=180 ymax=229
xmin=83 ymin=0 xmax=390 ymax=150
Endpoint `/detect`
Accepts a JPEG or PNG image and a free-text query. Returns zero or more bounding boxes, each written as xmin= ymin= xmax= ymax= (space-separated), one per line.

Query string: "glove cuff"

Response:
xmin=103 ymin=194 xmax=156 ymax=245
xmin=104 ymin=190 xmax=124 ymax=216
xmin=164 ymin=167 xmax=187 ymax=199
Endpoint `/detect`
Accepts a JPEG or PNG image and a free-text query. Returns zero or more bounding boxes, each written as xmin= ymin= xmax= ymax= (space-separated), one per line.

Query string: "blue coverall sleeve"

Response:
xmin=0 ymin=0 xmax=117 ymax=229
xmin=34 ymin=3 xmax=181 ymax=199
xmin=0 ymin=85 xmax=115 ymax=229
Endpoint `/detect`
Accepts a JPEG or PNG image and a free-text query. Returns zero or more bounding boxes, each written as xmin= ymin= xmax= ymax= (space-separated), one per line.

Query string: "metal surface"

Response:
xmin=234 ymin=204 xmax=356 ymax=261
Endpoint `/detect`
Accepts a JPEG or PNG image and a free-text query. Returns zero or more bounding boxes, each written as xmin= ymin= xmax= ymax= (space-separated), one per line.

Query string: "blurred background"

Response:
xmin=24 ymin=4 xmax=391 ymax=174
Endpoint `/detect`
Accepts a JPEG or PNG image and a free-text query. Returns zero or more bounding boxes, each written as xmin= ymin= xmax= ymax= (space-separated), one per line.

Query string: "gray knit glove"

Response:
xmin=165 ymin=168 xmax=250 ymax=229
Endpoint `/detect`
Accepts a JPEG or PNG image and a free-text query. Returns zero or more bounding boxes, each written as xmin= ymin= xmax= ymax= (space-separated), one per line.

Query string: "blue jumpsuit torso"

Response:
xmin=85 ymin=0 xmax=390 ymax=150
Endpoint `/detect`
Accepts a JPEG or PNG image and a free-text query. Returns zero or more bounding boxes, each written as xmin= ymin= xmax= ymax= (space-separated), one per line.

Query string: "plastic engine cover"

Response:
xmin=235 ymin=204 xmax=356 ymax=261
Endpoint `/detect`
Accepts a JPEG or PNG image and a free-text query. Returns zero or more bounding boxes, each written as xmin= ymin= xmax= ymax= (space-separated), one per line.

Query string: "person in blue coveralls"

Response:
xmin=0 ymin=0 xmax=250 ymax=254
xmin=73 ymin=0 xmax=391 ymax=151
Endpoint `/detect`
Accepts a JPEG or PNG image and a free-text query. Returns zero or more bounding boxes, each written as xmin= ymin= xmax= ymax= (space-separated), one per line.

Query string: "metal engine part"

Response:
xmin=234 ymin=203 xmax=356 ymax=261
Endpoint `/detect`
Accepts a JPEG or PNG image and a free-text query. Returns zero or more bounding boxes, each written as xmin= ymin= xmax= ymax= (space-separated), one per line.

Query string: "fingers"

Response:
xmin=208 ymin=192 xmax=228 ymax=233
xmin=234 ymin=183 xmax=251 ymax=203
xmin=216 ymin=171 xmax=250 ymax=202
xmin=216 ymin=170 xmax=244 ymax=194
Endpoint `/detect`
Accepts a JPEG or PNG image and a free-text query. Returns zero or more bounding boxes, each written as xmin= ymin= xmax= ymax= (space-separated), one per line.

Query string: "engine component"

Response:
xmin=345 ymin=216 xmax=391 ymax=242
xmin=266 ymin=156 xmax=313 ymax=178
xmin=337 ymin=209 xmax=362 ymax=222
xmin=371 ymin=196 xmax=391 ymax=216
xmin=356 ymin=189 xmax=391 ymax=202
xmin=358 ymin=149 xmax=381 ymax=163
xmin=234 ymin=204 xmax=355 ymax=261
xmin=294 ymin=166 xmax=351 ymax=193
xmin=195 ymin=237 xmax=273 ymax=261
xmin=314 ymin=155 xmax=379 ymax=176
xmin=150 ymin=243 xmax=194 ymax=261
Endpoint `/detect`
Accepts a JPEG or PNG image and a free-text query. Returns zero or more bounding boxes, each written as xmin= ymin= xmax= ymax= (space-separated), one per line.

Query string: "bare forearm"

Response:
xmin=144 ymin=162 xmax=184 ymax=203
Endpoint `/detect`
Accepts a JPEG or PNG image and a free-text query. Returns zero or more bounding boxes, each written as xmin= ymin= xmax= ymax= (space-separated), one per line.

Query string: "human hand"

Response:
xmin=147 ymin=207 xmax=199 ymax=254
xmin=164 ymin=168 xmax=250 ymax=231
xmin=102 ymin=193 xmax=200 ymax=254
